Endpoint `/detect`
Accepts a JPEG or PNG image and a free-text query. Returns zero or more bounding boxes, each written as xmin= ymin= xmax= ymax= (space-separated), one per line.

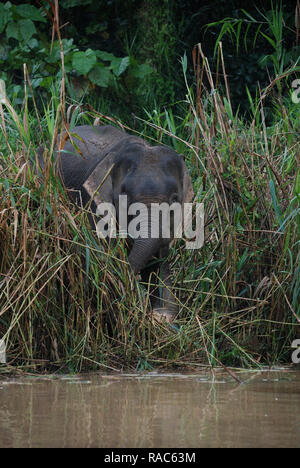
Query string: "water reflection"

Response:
xmin=0 ymin=370 xmax=299 ymax=448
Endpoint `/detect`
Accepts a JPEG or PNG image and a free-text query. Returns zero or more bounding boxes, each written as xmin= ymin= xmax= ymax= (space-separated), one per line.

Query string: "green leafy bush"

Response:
xmin=0 ymin=2 xmax=153 ymax=104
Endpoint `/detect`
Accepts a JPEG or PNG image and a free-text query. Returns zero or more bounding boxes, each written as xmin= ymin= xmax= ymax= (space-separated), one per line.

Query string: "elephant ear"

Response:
xmin=181 ymin=158 xmax=194 ymax=203
xmin=83 ymin=152 xmax=115 ymax=206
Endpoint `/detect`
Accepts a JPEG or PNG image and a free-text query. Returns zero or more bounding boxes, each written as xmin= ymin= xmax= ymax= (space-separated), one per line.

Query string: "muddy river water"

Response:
xmin=0 ymin=369 xmax=299 ymax=448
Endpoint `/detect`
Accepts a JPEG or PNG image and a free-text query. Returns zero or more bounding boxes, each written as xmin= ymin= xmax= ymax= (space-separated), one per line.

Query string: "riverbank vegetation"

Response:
xmin=0 ymin=1 xmax=299 ymax=373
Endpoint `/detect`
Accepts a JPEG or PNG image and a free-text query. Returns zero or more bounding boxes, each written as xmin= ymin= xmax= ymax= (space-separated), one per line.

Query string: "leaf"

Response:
xmin=85 ymin=244 xmax=90 ymax=276
xmin=47 ymin=39 xmax=75 ymax=64
xmin=6 ymin=21 xmax=19 ymax=40
xmin=88 ymin=64 xmax=111 ymax=87
xmin=27 ymin=38 xmax=39 ymax=49
xmin=30 ymin=78 xmax=43 ymax=88
xmin=110 ymin=56 xmax=130 ymax=76
xmin=240 ymin=9 xmax=257 ymax=22
xmin=0 ymin=3 xmax=12 ymax=33
xmin=40 ymin=76 xmax=53 ymax=89
xmin=294 ymin=169 xmax=300 ymax=198
xmin=61 ymin=38 xmax=75 ymax=54
xmin=130 ymin=63 xmax=153 ymax=79
xmin=253 ymin=24 xmax=262 ymax=49
xmin=15 ymin=5 xmax=46 ymax=22
xmin=6 ymin=19 xmax=36 ymax=42
xmin=72 ymin=49 xmax=97 ymax=75
xmin=18 ymin=19 xmax=37 ymax=42
xmin=96 ymin=50 xmax=115 ymax=62
xmin=182 ymin=52 xmax=187 ymax=74
xmin=236 ymin=21 xmax=242 ymax=54
xmin=118 ymin=56 xmax=130 ymax=75
xmin=260 ymin=31 xmax=276 ymax=50
xmin=269 ymin=179 xmax=283 ymax=230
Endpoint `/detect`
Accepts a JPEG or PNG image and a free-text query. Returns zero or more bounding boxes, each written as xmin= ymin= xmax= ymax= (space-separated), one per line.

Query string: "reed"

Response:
xmin=0 ymin=40 xmax=299 ymax=373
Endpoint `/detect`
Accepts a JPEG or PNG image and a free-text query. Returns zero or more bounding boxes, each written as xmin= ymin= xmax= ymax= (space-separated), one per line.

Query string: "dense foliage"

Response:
xmin=1 ymin=1 xmax=299 ymax=117
xmin=0 ymin=1 xmax=299 ymax=372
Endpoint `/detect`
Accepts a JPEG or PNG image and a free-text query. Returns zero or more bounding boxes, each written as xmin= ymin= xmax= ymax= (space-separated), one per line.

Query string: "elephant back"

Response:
xmin=55 ymin=125 xmax=127 ymax=164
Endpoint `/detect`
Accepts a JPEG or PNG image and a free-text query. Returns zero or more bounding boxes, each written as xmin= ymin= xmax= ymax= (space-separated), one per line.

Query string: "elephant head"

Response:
xmin=85 ymin=136 xmax=194 ymax=272
xmin=42 ymin=125 xmax=194 ymax=321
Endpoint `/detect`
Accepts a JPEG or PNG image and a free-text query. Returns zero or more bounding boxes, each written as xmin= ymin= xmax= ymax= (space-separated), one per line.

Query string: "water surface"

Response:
xmin=0 ymin=369 xmax=299 ymax=448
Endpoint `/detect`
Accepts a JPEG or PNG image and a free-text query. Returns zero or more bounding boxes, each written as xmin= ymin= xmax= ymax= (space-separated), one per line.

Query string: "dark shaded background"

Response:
xmin=59 ymin=0 xmax=297 ymax=110
xmin=3 ymin=0 xmax=299 ymax=117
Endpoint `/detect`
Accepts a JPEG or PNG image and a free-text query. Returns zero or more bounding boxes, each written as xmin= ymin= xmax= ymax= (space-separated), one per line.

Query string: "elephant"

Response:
xmin=36 ymin=125 xmax=194 ymax=321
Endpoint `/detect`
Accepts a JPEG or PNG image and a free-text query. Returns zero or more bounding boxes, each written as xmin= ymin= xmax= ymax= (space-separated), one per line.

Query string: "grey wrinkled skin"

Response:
xmin=36 ymin=125 xmax=194 ymax=322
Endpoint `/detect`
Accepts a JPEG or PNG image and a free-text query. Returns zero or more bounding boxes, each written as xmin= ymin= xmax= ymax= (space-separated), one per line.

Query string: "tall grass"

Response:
xmin=0 ymin=40 xmax=299 ymax=373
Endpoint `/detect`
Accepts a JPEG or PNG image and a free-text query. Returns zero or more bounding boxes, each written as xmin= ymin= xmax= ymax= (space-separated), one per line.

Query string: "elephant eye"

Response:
xmin=122 ymin=159 xmax=134 ymax=174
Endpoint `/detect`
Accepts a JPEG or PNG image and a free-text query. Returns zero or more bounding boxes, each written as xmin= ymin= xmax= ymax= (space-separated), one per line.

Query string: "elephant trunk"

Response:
xmin=127 ymin=213 xmax=163 ymax=274
xmin=128 ymin=237 xmax=162 ymax=274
